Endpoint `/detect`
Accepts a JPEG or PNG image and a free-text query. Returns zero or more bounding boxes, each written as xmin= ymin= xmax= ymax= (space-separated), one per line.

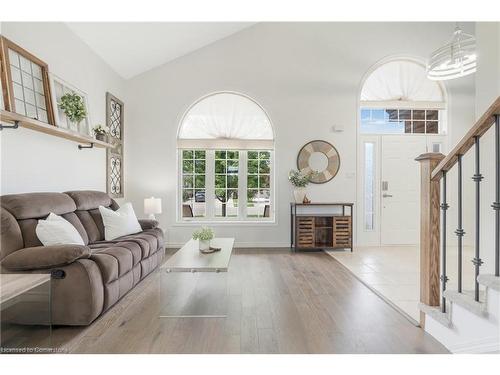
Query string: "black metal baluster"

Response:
xmin=441 ymin=171 xmax=449 ymax=313
xmin=472 ymin=136 xmax=484 ymax=301
xmin=455 ymin=155 xmax=465 ymax=293
xmin=494 ymin=115 xmax=500 ymax=277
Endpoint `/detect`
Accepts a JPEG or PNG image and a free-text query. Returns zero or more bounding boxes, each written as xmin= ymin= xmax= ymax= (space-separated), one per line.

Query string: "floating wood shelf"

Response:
xmin=0 ymin=110 xmax=115 ymax=149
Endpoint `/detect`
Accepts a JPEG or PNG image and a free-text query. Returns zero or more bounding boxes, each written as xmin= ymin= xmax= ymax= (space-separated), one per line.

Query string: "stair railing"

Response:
xmin=416 ymin=96 xmax=500 ymax=327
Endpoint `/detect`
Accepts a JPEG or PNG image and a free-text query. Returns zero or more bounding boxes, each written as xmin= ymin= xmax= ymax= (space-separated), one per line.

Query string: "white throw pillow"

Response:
xmin=36 ymin=212 xmax=85 ymax=246
xmin=99 ymin=203 xmax=142 ymax=241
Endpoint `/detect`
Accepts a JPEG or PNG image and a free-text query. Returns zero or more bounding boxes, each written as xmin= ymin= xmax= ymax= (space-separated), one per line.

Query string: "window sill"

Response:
xmin=173 ymin=219 xmax=277 ymax=227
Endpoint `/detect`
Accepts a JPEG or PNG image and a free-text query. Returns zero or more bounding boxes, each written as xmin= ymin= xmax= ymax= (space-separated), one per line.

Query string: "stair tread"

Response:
xmin=477 ymin=274 xmax=500 ymax=291
xmin=443 ymin=290 xmax=488 ymax=317
xmin=418 ymin=303 xmax=452 ymax=327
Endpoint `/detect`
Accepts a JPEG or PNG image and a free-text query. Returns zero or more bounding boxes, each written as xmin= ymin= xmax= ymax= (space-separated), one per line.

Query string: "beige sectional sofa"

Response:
xmin=0 ymin=190 xmax=164 ymax=325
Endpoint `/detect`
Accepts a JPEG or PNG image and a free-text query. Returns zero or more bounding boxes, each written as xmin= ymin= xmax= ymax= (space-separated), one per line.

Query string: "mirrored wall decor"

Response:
xmin=106 ymin=92 xmax=124 ymax=198
xmin=297 ymin=140 xmax=340 ymax=184
xmin=0 ymin=36 xmax=54 ymax=124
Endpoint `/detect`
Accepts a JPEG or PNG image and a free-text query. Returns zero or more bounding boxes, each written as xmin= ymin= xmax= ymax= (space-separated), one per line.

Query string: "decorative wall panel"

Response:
xmin=106 ymin=92 xmax=124 ymax=198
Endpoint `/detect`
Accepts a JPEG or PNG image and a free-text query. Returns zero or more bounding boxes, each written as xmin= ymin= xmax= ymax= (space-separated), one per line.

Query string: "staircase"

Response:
xmin=416 ymin=97 xmax=500 ymax=354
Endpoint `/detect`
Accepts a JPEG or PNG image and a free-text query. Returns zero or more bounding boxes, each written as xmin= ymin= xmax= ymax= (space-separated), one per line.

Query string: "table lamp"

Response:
xmin=144 ymin=197 xmax=162 ymax=220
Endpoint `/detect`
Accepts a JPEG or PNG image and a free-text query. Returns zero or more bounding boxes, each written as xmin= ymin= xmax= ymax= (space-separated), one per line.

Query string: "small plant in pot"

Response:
xmin=288 ymin=169 xmax=315 ymax=203
xmin=192 ymin=227 xmax=214 ymax=252
xmin=59 ymin=92 xmax=87 ymax=130
xmin=92 ymin=124 xmax=109 ymax=142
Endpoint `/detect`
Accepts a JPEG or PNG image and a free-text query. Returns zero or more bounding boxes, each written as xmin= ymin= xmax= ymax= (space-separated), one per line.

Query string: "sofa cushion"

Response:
xmin=75 ymin=211 xmax=102 ymax=243
xmin=1 ymin=244 xmax=91 ymax=271
xmin=1 ymin=193 xmax=76 ymax=220
xmin=138 ymin=219 xmax=159 ymax=230
xmin=65 ymin=190 xmax=114 ymax=211
xmin=99 ymin=203 xmax=141 ymax=241
xmin=0 ymin=207 xmax=24 ymax=260
xmin=61 ymin=212 xmax=89 ymax=244
xmin=36 ymin=213 xmax=85 ymax=246
xmin=90 ymin=252 xmax=118 ymax=283
xmin=18 ymin=219 xmax=43 ymax=248
xmin=90 ymin=246 xmax=134 ymax=278
xmin=89 ymin=241 xmax=142 ymax=266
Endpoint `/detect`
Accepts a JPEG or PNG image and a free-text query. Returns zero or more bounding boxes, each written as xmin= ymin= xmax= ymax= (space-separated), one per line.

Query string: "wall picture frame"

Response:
xmin=49 ymin=73 xmax=91 ymax=136
xmin=0 ymin=35 xmax=55 ymax=124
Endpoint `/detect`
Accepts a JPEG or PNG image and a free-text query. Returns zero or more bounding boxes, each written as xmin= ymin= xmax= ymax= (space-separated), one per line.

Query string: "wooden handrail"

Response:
xmin=431 ymin=96 xmax=500 ymax=181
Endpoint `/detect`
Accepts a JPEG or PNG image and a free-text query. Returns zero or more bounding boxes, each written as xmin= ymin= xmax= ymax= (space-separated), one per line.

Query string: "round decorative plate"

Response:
xmin=296 ymin=140 xmax=340 ymax=184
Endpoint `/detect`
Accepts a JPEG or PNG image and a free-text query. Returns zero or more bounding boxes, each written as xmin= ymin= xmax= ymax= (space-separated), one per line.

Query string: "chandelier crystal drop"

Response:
xmin=427 ymin=26 xmax=477 ymax=81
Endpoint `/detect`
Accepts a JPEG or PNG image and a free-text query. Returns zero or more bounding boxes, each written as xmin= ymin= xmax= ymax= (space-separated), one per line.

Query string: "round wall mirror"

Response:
xmin=309 ymin=152 xmax=329 ymax=172
xmin=297 ymin=140 xmax=341 ymax=184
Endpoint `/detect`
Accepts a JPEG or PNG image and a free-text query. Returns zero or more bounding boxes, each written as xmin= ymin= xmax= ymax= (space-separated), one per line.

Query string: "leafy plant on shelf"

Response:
xmin=92 ymin=124 xmax=109 ymax=136
xmin=192 ymin=227 xmax=214 ymax=242
xmin=288 ymin=169 xmax=314 ymax=187
xmin=59 ymin=92 xmax=87 ymax=123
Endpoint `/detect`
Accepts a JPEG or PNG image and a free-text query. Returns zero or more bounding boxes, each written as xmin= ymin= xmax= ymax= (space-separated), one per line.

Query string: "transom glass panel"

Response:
xmin=360 ymin=108 xmax=441 ymax=134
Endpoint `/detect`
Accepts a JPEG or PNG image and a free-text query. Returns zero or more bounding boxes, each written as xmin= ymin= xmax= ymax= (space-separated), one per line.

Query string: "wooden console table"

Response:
xmin=290 ymin=202 xmax=353 ymax=252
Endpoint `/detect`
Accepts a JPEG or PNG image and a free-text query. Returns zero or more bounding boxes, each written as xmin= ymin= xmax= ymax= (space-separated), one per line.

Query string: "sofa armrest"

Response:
xmin=1 ymin=245 xmax=91 ymax=271
xmin=138 ymin=219 xmax=159 ymax=230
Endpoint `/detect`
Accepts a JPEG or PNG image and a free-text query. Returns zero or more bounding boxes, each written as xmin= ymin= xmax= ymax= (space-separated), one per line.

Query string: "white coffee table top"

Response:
xmin=161 ymin=238 xmax=235 ymax=272
xmin=1 ymin=273 xmax=51 ymax=305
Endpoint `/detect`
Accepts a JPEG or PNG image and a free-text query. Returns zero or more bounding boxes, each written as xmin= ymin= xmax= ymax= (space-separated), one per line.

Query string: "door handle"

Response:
xmin=383 ymin=193 xmax=393 ymax=198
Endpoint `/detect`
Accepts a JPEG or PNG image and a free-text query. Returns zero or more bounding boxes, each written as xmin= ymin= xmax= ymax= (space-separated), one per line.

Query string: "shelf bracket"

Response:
xmin=78 ymin=142 xmax=94 ymax=150
xmin=0 ymin=120 xmax=20 ymax=131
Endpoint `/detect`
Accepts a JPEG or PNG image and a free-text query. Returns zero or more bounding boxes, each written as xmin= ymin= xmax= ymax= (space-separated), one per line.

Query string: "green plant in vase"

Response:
xmin=59 ymin=92 xmax=87 ymax=132
xmin=289 ymin=169 xmax=315 ymax=203
xmin=192 ymin=227 xmax=214 ymax=251
xmin=92 ymin=124 xmax=109 ymax=142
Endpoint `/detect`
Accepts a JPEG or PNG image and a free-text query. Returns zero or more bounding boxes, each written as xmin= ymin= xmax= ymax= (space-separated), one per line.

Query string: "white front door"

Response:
xmin=380 ymin=136 xmax=427 ymax=245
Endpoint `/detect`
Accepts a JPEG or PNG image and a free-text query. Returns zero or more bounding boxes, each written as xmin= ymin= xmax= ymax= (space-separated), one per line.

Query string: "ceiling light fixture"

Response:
xmin=427 ymin=25 xmax=477 ymax=81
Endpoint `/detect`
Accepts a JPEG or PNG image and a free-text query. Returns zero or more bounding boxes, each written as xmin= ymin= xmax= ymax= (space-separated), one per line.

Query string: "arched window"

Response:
xmin=360 ymin=59 xmax=446 ymax=134
xmin=178 ymin=92 xmax=274 ymax=221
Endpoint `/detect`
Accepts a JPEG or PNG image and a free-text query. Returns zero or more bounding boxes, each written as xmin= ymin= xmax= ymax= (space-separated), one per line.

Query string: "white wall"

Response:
xmin=0 ymin=22 xmax=126 ymax=194
xmin=124 ymin=22 xmax=476 ymax=247
xmin=475 ymin=22 xmax=500 ymax=274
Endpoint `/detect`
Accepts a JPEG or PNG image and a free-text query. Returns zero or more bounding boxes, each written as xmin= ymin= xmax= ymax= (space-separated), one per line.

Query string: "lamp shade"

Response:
xmin=144 ymin=197 xmax=162 ymax=215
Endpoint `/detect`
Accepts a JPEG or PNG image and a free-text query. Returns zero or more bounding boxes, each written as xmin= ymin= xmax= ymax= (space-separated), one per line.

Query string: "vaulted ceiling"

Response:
xmin=66 ymin=22 xmax=255 ymax=79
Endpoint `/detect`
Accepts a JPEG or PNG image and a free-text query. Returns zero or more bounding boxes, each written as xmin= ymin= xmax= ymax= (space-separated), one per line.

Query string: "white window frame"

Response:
xmin=177 ymin=149 xmax=275 ymax=224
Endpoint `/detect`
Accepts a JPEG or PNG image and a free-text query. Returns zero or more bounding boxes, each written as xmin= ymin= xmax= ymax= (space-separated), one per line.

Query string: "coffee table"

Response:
xmin=1 ymin=273 xmax=52 ymax=350
xmin=159 ymin=238 xmax=234 ymax=318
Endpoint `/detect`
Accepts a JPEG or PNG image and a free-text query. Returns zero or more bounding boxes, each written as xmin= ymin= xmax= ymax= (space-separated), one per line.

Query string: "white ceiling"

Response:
xmin=66 ymin=22 xmax=255 ymax=79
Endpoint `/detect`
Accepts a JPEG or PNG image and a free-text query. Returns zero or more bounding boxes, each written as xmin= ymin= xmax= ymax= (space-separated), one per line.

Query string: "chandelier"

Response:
xmin=427 ymin=25 xmax=477 ymax=81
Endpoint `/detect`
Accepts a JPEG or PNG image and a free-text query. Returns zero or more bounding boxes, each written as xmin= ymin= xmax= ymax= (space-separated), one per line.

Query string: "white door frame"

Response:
xmin=357 ymin=133 xmax=447 ymax=247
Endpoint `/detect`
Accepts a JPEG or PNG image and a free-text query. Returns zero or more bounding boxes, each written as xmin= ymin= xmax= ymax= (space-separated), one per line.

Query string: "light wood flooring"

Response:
xmin=21 ymin=249 xmax=449 ymax=353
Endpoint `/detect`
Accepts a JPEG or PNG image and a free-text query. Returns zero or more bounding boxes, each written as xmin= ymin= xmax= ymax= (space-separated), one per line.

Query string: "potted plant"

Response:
xmin=192 ymin=227 xmax=214 ymax=252
xmin=288 ymin=169 xmax=313 ymax=203
xmin=59 ymin=92 xmax=87 ymax=130
xmin=92 ymin=124 xmax=109 ymax=142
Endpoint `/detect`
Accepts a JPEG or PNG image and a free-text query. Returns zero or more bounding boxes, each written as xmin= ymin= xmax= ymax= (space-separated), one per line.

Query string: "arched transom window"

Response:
xmin=178 ymin=92 xmax=274 ymax=221
xmin=360 ymin=59 xmax=446 ymax=134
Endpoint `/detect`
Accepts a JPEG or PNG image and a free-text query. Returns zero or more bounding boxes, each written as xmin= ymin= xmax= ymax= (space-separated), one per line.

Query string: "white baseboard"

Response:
xmin=448 ymin=336 xmax=500 ymax=354
xmin=166 ymin=242 xmax=290 ymax=249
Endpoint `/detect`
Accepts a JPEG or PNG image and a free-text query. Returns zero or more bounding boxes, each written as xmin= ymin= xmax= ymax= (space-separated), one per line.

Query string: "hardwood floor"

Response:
xmin=44 ymin=249 xmax=448 ymax=353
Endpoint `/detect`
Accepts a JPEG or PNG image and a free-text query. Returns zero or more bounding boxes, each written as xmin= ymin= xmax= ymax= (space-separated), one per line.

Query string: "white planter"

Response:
xmin=293 ymin=187 xmax=307 ymax=203
xmin=199 ymin=240 xmax=210 ymax=251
